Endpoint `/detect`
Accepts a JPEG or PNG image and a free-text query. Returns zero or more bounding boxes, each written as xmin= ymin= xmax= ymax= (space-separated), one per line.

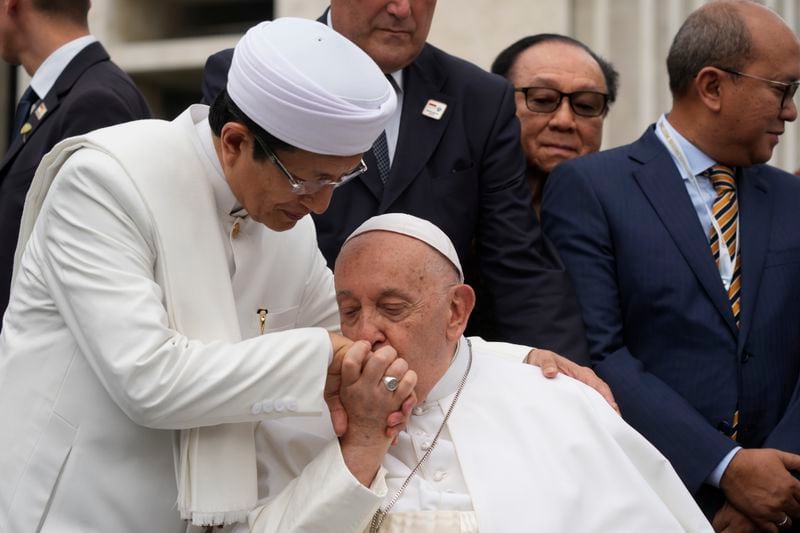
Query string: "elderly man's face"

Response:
xmin=330 ymin=0 xmax=437 ymax=73
xmin=334 ymin=231 xmax=459 ymax=401
xmin=509 ymin=41 xmax=607 ymax=175
xmin=220 ymin=125 xmax=362 ymax=232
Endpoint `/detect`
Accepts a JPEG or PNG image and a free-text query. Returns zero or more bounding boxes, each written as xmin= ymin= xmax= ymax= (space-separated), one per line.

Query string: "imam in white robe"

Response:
xmin=0 ymin=106 xmax=342 ymax=533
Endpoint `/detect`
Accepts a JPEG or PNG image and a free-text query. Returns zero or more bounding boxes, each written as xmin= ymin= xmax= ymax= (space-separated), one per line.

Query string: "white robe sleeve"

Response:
xmin=245 ymin=440 xmax=386 ymax=533
xmin=29 ymin=149 xmax=332 ymax=429
xmin=577 ymin=386 xmax=714 ymax=533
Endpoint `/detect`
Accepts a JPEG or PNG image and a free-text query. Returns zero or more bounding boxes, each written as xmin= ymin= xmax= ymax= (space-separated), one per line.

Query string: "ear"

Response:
xmin=218 ymin=122 xmax=250 ymax=170
xmin=694 ymin=66 xmax=726 ymax=113
xmin=445 ymin=284 xmax=476 ymax=342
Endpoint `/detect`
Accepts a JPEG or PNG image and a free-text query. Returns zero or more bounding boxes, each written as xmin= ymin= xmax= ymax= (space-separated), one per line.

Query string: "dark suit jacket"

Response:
xmin=0 ymin=41 xmax=151 ymax=326
xmin=201 ymin=30 xmax=589 ymax=362
xmin=542 ymin=125 xmax=800 ymax=515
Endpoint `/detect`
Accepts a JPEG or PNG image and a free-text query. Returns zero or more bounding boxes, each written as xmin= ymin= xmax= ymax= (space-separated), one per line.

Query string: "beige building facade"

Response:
xmin=2 ymin=0 xmax=800 ymax=171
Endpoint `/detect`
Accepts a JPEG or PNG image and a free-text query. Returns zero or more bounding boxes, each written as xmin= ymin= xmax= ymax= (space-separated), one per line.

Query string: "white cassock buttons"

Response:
xmin=433 ymin=471 xmax=446 ymax=482
xmin=412 ymin=406 xmax=425 ymax=416
xmin=286 ymin=398 xmax=298 ymax=412
xmin=261 ymin=400 xmax=274 ymax=413
xmin=274 ymin=399 xmax=285 ymax=412
xmin=251 ymin=402 xmax=262 ymax=415
xmin=420 ymin=440 xmax=432 ymax=451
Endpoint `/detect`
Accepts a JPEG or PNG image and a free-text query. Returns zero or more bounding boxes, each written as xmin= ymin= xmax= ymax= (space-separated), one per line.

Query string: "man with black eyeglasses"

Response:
xmin=492 ymin=34 xmax=619 ymax=216
xmin=541 ymin=1 xmax=800 ymax=531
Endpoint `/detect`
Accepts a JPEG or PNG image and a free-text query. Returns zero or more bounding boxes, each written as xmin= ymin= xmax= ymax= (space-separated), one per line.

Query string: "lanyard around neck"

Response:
xmin=656 ymin=117 xmax=739 ymax=290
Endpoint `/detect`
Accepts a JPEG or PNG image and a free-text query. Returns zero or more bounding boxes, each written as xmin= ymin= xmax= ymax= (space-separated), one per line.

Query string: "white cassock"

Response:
xmin=0 ymin=106 xmax=341 ymax=533
xmin=243 ymin=337 xmax=713 ymax=533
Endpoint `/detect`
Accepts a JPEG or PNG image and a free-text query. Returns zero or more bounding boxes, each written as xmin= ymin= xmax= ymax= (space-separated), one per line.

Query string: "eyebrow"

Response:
xmin=336 ymin=287 xmax=414 ymax=301
xmin=524 ymin=75 xmax=606 ymax=92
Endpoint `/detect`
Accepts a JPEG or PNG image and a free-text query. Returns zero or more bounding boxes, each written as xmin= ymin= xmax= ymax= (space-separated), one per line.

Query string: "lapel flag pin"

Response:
xmin=34 ymin=102 xmax=47 ymax=120
xmin=422 ymin=99 xmax=447 ymax=120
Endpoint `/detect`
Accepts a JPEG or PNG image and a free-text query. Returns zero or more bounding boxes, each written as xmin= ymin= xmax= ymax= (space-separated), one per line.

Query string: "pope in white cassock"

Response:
xmin=0 ymin=18 xmax=399 ymax=533
xmin=238 ymin=213 xmax=715 ymax=533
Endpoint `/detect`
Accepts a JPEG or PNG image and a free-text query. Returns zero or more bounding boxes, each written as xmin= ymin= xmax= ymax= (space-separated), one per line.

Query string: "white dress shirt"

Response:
xmin=29 ymin=35 xmax=97 ymax=98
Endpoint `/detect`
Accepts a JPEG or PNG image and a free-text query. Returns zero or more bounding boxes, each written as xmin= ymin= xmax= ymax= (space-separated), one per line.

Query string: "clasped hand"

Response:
xmin=325 ymin=334 xmax=416 ymax=443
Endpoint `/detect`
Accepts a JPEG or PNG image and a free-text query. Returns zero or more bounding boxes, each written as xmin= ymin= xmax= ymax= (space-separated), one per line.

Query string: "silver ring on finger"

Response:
xmin=382 ymin=376 xmax=399 ymax=392
xmin=777 ymin=515 xmax=791 ymax=528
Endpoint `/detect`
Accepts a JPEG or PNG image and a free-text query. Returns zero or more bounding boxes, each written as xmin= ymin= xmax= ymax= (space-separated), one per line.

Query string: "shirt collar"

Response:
xmin=424 ymin=337 xmax=470 ymax=404
xmin=189 ymin=104 xmax=243 ymax=217
xmin=656 ymin=114 xmax=716 ymax=180
xmin=30 ymin=35 xmax=97 ymax=99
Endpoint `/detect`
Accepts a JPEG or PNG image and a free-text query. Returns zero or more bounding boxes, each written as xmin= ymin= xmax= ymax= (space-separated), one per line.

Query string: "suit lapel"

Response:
xmin=736 ymin=166 xmax=771 ymax=352
xmin=378 ymin=45 xmax=452 ymax=211
xmin=1 ymin=42 xmax=109 ymax=175
xmin=631 ymin=128 xmax=739 ymax=337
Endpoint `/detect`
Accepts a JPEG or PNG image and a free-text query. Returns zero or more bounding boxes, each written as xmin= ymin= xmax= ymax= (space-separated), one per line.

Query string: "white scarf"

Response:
xmin=15 ymin=107 xmax=257 ymax=526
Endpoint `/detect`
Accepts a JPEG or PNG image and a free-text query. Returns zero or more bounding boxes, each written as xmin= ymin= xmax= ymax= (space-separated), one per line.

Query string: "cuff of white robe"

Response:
xmin=247 ymin=439 xmax=386 ymax=532
xmin=706 ymin=446 xmax=741 ymax=487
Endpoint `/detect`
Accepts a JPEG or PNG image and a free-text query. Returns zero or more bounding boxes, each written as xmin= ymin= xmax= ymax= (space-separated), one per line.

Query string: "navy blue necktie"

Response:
xmin=12 ymin=87 xmax=39 ymax=142
xmin=372 ymin=131 xmax=391 ymax=183
xmin=372 ymin=74 xmax=400 ymax=184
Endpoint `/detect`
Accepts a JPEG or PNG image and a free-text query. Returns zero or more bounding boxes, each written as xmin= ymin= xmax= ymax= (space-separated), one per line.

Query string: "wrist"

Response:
xmin=340 ymin=436 xmax=391 ymax=487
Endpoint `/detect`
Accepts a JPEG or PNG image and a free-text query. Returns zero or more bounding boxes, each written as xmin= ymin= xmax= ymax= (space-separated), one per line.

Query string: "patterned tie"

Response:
xmin=705 ymin=164 xmax=741 ymax=442
xmin=705 ymin=165 xmax=741 ymax=326
xmin=372 ymin=130 xmax=391 ymax=183
xmin=372 ymin=74 xmax=399 ymax=184
xmin=12 ymin=86 xmax=39 ymax=142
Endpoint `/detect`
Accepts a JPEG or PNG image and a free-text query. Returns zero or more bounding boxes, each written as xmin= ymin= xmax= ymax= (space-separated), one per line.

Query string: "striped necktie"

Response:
xmin=705 ymin=164 xmax=741 ymax=442
xmin=705 ymin=165 xmax=741 ymax=326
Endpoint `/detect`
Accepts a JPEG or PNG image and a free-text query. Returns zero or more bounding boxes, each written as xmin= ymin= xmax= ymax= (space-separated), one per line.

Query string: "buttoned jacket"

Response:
xmin=0 ymin=107 xmax=338 ymax=532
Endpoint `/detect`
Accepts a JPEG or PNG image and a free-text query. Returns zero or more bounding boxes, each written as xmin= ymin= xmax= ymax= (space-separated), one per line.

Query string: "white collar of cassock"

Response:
xmin=413 ymin=337 xmax=470 ymax=415
xmin=193 ymin=110 xmax=245 ymax=218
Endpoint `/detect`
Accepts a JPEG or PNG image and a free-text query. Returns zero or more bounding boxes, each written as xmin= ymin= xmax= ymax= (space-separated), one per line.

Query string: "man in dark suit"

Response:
xmin=0 ymin=0 xmax=150 ymax=327
xmin=200 ymin=1 xmax=590 ymax=363
xmin=542 ymin=1 xmax=800 ymax=531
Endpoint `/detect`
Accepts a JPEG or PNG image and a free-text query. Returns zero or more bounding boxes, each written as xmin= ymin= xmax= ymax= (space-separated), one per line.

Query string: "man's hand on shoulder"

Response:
xmin=719 ymin=448 xmax=800 ymax=530
xmin=526 ymin=348 xmax=619 ymax=413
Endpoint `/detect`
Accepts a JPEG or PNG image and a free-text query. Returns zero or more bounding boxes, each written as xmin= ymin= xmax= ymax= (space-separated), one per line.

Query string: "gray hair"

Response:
xmin=666 ymin=1 xmax=755 ymax=96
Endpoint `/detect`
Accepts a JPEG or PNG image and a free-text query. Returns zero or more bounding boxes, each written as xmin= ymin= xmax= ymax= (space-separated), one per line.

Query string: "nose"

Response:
xmin=351 ymin=313 xmax=387 ymax=349
xmin=781 ymin=97 xmax=798 ymax=122
xmin=301 ymin=186 xmax=335 ymax=214
xmin=548 ymin=98 xmax=577 ymax=130
xmin=387 ymin=0 xmax=411 ymax=18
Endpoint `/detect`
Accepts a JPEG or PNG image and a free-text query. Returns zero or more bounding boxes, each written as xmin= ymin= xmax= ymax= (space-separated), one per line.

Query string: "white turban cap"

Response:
xmin=345 ymin=213 xmax=464 ymax=282
xmin=227 ymin=18 xmax=397 ymax=156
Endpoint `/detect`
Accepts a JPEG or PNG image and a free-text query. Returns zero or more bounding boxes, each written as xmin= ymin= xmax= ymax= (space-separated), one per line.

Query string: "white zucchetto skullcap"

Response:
xmin=227 ymin=18 xmax=397 ymax=156
xmin=345 ymin=214 xmax=464 ymax=282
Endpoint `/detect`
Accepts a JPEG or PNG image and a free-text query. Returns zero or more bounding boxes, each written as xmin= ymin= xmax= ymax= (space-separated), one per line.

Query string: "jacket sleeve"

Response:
xmin=541 ymin=161 xmax=736 ymax=493
xmin=473 ymin=81 xmax=589 ymax=363
xmin=246 ymin=440 xmax=385 ymax=533
xmin=30 ymin=149 xmax=333 ymax=429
